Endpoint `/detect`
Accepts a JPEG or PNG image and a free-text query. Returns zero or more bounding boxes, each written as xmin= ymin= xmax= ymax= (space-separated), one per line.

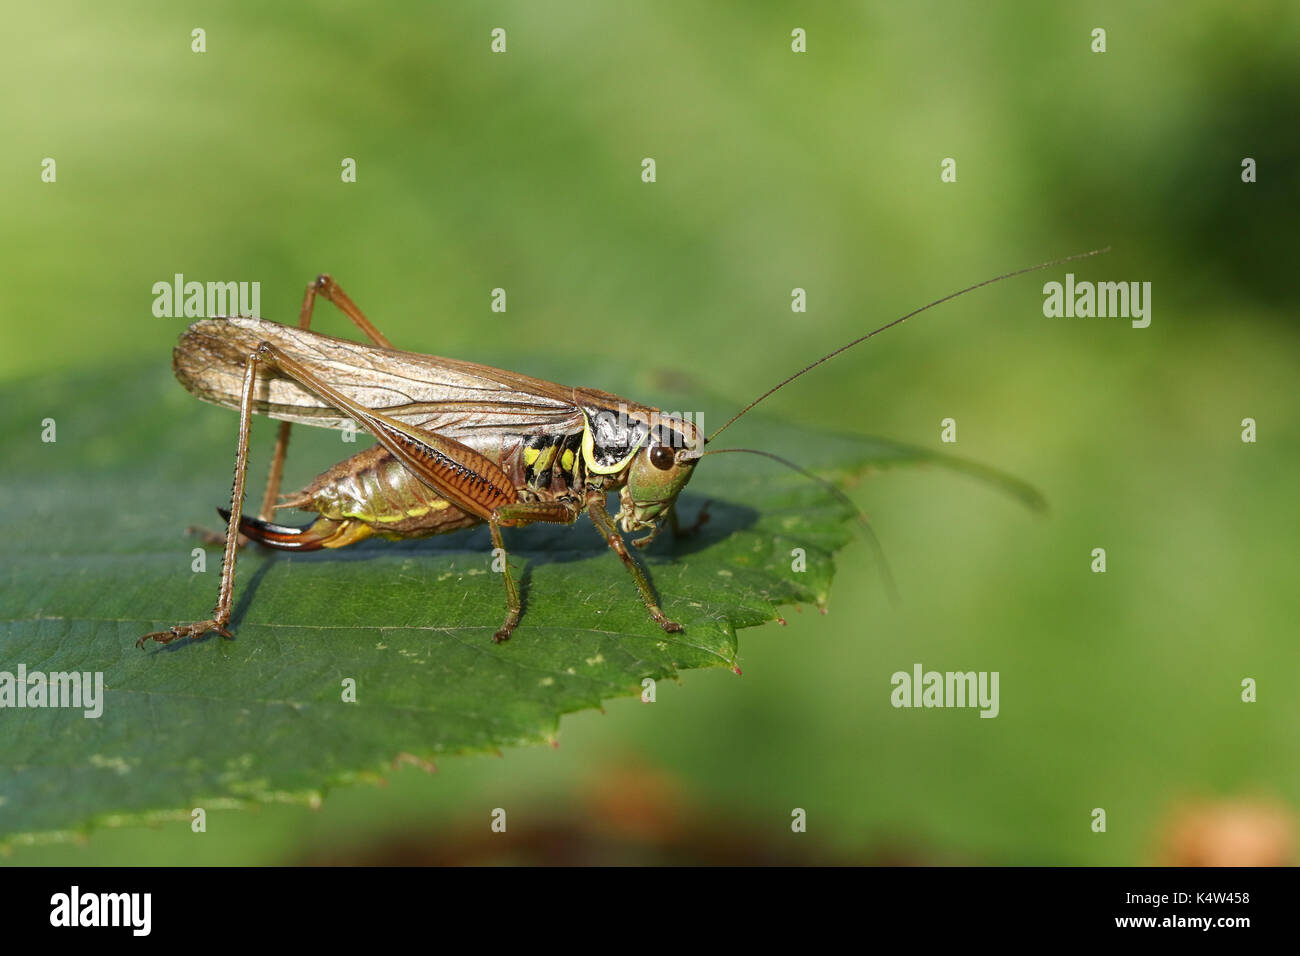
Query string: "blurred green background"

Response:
xmin=2 ymin=0 xmax=1298 ymax=864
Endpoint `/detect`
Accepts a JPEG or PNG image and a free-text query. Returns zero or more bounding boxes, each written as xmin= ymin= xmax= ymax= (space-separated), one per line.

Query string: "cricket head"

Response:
xmin=619 ymin=415 xmax=704 ymax=532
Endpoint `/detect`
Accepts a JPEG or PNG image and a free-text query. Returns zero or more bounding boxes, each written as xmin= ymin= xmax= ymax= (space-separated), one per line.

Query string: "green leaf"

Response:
xmin=0 ymin=357 xmax=1039 ymax=845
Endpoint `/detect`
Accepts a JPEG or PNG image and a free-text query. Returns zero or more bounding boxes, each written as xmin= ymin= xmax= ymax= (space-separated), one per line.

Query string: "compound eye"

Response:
xmin=648 ymin=444 xmax=675 ymax=471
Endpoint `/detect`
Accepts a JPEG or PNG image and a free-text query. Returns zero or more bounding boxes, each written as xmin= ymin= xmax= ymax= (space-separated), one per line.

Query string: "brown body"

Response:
xmin=173 ymin=315 xmax=690 ymax=551
xmin=140 ymin=274 xmax=703 ymax=647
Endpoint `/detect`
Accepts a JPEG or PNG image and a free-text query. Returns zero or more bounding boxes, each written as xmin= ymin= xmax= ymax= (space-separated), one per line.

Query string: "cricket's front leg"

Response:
xmin=139 ymin=351 xmax=260 ymax=649
xmin=631 ymin=500 xmax=712 ymax=550
xmin=586 ymin=492 xmax=683 ymax=634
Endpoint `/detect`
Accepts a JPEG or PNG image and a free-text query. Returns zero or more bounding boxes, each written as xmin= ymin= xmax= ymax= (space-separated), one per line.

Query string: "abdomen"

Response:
xmin=242 ymin=445 xmax=483 ymax=551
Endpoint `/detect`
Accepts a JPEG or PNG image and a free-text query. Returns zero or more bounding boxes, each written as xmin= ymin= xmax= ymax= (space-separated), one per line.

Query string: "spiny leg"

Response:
xmin=489 ymin=499 xmax=582 ymax=642
xmin=139 ymin=350 xmax=261 ymax=647
xmin=488 ymin=521 xmax=520 ymax=643
xmin=586 ymin=492 xmax=683 ymax=633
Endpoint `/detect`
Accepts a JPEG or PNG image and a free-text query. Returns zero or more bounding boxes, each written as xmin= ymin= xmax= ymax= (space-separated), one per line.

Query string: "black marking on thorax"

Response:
xmin=585 ymin=404 xmax=651 ymax=469
xmin=522 ymin=431 xmax=585 ymax=494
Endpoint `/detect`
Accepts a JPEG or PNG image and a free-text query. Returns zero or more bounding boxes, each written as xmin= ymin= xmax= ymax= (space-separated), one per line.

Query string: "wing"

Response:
xmin=172 ymin=317 xmax=585 ymax=439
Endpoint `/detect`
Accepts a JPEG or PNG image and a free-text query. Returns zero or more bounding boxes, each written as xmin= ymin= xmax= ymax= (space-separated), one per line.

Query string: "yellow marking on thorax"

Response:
xmin=535 ymin=444 xmax=558 ymax=474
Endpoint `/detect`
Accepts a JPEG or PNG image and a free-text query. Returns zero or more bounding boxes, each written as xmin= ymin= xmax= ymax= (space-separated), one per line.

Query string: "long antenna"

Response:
xmin=706 ymin=246 xmax=1110 ymax=443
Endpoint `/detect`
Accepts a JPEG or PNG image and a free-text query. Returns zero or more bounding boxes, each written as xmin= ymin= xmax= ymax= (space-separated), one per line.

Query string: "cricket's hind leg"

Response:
xmin=254 ymin=274 xmax=394 ymax=523
xmin=217 ymin=508 xmax=374 ymax=551
xmin=140 ymin=352 xmax=261 ymax=648
xmin=188 ymin=273 xmax=396 ymax=549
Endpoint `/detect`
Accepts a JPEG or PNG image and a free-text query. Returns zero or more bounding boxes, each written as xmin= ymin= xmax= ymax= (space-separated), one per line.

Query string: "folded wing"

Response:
xmin=173 ymin=317 xmax=584 ymax=439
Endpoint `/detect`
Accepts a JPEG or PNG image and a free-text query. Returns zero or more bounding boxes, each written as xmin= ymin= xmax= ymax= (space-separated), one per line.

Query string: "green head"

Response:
xmin=618 ymin=417 xmax=703 ymax=533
